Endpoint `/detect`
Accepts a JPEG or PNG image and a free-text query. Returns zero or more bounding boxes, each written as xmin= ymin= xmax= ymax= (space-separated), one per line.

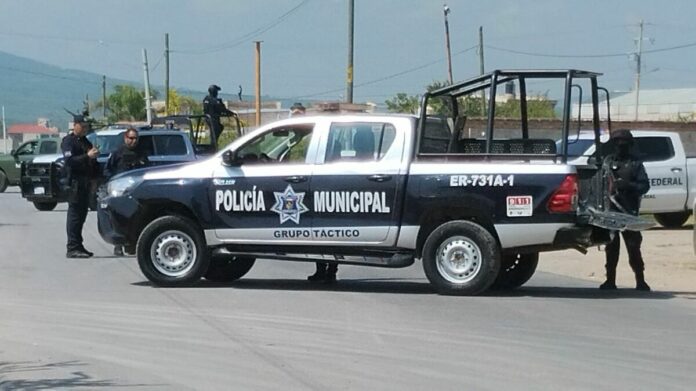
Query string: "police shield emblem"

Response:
xmin=271 ymin=185 xmax=309 ymax=224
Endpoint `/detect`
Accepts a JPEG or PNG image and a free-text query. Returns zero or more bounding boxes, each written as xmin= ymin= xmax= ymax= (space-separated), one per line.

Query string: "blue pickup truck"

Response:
xmin=20 ymin=126 xmax=198 ymax=211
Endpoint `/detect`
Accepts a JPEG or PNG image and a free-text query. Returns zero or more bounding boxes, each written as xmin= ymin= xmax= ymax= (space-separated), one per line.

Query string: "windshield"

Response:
xmin=87 ymin=133 xmax=125 ymax=157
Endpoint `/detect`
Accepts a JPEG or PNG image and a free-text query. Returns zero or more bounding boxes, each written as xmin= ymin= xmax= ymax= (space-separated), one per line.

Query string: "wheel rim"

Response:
xmin=435 ymin=235 xmax=483 ymax=284
xmin=150 ymin=230 xmax=197 ymax=277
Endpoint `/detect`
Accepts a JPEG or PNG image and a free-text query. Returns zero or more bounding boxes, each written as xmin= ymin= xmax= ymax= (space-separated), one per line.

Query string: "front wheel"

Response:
xmin=205 ymin=256 xmax=256 ymax=282
xmin=136 ymin=215 xmax=210 ymax=286
xmin=33 ymin=201 xmax=57 ymax=211
xmin=654 ymin=211 xmax=690 ymax=228
xmin=491 ymin=252 xmax=539 ymax=290
xmin=422 ymin=220 xmax=501 ymax=296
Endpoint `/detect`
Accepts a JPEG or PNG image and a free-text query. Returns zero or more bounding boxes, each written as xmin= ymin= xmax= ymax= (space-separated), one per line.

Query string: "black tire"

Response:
xmin=422 ymin=220 xmax=501 ymax=296
xmin=491 ymin=252 xmax=539 ymax=290
xmin=654 ymin=211 xmax=690 ymax=228
xmin=33 ymin=201 xmax=58 ymax=211
xmin=136 ymin=215 xmax=210 ymax=286
xmin=205 ymin=255 xmax=256 ymax=282
xmin=0 ymin=170 xmax=8 ymax=193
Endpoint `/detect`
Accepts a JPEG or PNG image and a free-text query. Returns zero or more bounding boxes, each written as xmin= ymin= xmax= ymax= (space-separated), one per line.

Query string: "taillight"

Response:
xmin=547 ymin=174 xmax=578 ymax=213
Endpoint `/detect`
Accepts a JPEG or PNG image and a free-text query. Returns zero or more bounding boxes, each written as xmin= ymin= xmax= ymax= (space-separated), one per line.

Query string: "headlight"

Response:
xmin=107 ymin=176 xmax=143 ymax=197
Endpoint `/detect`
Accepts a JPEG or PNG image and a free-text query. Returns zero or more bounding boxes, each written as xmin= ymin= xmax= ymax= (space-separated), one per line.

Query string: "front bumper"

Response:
xmin=97 ymin=194 xmax=144 ymax=246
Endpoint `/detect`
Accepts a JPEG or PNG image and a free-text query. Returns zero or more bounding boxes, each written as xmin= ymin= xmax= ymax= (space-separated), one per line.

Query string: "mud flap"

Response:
xmin=582 ymin=207 xmax=655 ymax=231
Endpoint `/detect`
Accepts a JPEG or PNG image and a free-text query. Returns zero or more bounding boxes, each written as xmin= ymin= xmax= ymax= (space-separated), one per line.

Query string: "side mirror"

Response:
xmin=10 ymin=149 xmax=16 ymax=156
xmin=221 ymin=150 xmax=241 ymax=166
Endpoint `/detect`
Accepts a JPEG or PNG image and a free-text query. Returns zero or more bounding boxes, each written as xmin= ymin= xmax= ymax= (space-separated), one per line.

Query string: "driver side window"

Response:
xmin=237 ymin=124 xmax=314 ymax=164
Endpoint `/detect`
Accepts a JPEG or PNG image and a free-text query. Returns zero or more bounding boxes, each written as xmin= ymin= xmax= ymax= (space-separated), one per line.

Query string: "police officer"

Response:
xmin=600 ymin=129 xmax=651 ymax=291
xmin=62 ymin=115 xmax=99 ymax=258
xmin=203 ymin=84 xmax=234 ymax=141
xmin=104 ymin=127 xmax=149 ymax=256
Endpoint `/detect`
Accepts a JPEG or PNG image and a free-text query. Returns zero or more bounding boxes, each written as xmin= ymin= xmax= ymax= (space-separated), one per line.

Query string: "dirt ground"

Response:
xmin=538 ymin=224 xmax=696 ymax=296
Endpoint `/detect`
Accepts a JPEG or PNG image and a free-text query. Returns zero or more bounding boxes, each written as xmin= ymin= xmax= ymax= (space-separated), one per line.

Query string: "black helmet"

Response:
xmin=610 ymin=129 xmax=634 ymax=142
xmin=208 ymin=84 xmax=221 ymax=94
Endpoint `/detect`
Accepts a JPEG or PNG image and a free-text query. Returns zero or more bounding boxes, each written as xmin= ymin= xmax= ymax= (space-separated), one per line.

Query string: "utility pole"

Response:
xmin=142 ymin=48 xmax=153 ymax=124
xmin=101 ymin=75 xmax=107 ymax=119
xmin=165 ymin=33 xmax=170 ymax=116
xmin=443 ymin=4 xmax=453 ymax=85
xmin=478 ymin=26 xmax=486 ymax=116
xmin=634 ymin=19 xmax=644 ymax=121
xmin=346 ymin=0 xmax=354 ymax=103
xmin=1 ymin=106 xmax=7 ymax=154
xmin=254 ymin=41 xmax=262 ymax=127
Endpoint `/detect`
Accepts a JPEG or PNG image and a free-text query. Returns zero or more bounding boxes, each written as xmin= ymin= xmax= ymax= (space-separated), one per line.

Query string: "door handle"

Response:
xmin=671 ymin=167 xmax=683 ymax=173
xmin=284 ymin=175 xmax=307 ymax=183
xmin=367 ymin=174 xmax=392 ymax=182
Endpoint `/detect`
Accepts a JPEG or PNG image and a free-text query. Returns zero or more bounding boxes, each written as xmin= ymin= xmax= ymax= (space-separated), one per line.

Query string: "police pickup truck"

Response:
xmin=98 ymin=70 xmax=647 ymax=295
xmin=21 ymin=126 xmax=197 ymax=211
xmin=566 ymin=131 xmax=696 ymax=227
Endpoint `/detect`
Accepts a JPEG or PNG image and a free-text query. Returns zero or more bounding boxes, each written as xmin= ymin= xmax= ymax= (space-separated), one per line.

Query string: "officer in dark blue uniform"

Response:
xmin=62 ymin=115 xmax=99 ymax=258
xmin=104 ymin=127 xmax=149 ymax=256
xmin=600 ymin=129 xmax=651 ymax=291
xmin=203 ymin=84 xmax=234 ymax=140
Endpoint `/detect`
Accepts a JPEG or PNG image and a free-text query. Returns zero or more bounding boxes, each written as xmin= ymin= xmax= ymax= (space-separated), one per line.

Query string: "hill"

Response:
xmin=0 ymin=51 xmax=278 ymax=130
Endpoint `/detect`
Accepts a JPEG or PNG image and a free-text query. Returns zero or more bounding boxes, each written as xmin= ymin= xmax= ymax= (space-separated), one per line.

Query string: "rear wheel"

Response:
xmin=136 ymin=215 xmax=210 ymax=286
xmin=422 ymin=220 xmax=500 ymax=296
xmin=33 ymin=201 xmax=57 ymax=211
xmin=491 ymin=252 xmax=539 ymax=290
xmin=205 ymin=255 xmax=256 ymax=282
xmin=0 ymin=171 xmax=8 ymax=193
xmin=654 ymin=211 xmax=690 ymax=228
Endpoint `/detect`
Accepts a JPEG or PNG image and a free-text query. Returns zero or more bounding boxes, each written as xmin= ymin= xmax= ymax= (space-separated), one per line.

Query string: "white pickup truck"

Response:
xmin=566 ymin=130 xmax=696 ymax=227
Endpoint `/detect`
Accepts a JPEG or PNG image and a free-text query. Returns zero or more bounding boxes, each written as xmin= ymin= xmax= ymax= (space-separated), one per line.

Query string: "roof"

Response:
xmin=610 ymin=88 xmax=696 ymax=106
xmin=8 ymin=123 xmax=58 ymax=135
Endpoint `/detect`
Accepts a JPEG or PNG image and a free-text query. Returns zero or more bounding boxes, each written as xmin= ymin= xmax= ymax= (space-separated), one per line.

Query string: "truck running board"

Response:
xmin=215 ymin=248 xmax=415 ymax=268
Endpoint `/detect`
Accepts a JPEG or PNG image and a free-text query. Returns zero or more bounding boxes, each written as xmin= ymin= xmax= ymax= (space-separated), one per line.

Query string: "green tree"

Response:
xmin=385 ymin=93 xmax=420 ymax=114
xmin=97 ymin=85 xmax=153 ymax=122
xmin=384 ymin=81 xmax=556 ymax=119
xmin=167 ymin=89 xmax=203 ymax=115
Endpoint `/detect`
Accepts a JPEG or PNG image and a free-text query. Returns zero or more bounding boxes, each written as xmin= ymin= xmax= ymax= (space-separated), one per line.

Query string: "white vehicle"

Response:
xmin=564 ymin=130 xmax=696 ymax=228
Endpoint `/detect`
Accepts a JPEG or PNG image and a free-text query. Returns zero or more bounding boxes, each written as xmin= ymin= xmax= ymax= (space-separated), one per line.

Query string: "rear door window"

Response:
xmin=153 ymin=135 xmax=188 ymax=156
xmin=633 ymin=137 xmax=674 ymax=162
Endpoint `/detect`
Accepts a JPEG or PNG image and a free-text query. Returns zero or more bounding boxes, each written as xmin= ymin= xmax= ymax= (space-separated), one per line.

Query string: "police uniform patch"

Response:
xmin=271 ymin=185 xmax=308 ymax=224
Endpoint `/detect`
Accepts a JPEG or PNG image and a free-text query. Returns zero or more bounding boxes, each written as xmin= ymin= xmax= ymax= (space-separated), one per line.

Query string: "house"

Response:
xmin=574 ymin=88 xmax=696 ymax=122
xmin=7 ymin=119 xmax=60 ymax=149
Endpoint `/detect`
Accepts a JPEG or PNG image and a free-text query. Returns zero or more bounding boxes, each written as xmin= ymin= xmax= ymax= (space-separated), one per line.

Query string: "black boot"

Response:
xmin=324 ymin=264 xmax=338 ymax=284
xmin=599 ymin=269 xmax=617 ymax=290
xmin=308 ymin=263 xmax=327 ymax=282
xmin=635 ymin=271 xmax=651 ymax=291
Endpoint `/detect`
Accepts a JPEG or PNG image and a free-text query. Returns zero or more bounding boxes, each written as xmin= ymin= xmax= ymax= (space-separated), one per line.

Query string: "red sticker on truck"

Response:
xmin=506 ymin=196 xmax=533 ymax=217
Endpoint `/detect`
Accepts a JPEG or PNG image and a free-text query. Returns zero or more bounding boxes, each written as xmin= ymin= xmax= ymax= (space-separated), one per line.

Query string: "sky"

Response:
xmin=2 ymin=0 xmax=696 ymax=105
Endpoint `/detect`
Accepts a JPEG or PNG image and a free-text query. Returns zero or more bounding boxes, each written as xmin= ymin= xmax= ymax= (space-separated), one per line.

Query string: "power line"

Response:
xmin=288 ymin=45 xmax=478 ymax=100
xmin=486 ymin=40 xmax=696 ymax=59
xmin=172 ymin=0 xmax=311 ymax=55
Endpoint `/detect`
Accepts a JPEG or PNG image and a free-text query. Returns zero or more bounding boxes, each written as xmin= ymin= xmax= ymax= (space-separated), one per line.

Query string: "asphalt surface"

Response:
xmin=1 ymin=188 xmax=695 ymax=390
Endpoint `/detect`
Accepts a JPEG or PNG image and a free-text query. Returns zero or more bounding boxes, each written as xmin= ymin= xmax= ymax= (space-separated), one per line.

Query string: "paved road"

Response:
xmin=1 ymin=189 xmax=695 ymax=390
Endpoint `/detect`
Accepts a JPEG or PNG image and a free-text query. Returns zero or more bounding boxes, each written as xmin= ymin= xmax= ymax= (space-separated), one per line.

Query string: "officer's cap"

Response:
xmin=290 ymin=102 xmax=306 ymax=111
xmin=72 ymin=114 xmax=86 ymax=124
xmin=610 ymin=129 xmax=634 ymax=142
xmin=208 ymin=84 xmax=221 ymax=93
